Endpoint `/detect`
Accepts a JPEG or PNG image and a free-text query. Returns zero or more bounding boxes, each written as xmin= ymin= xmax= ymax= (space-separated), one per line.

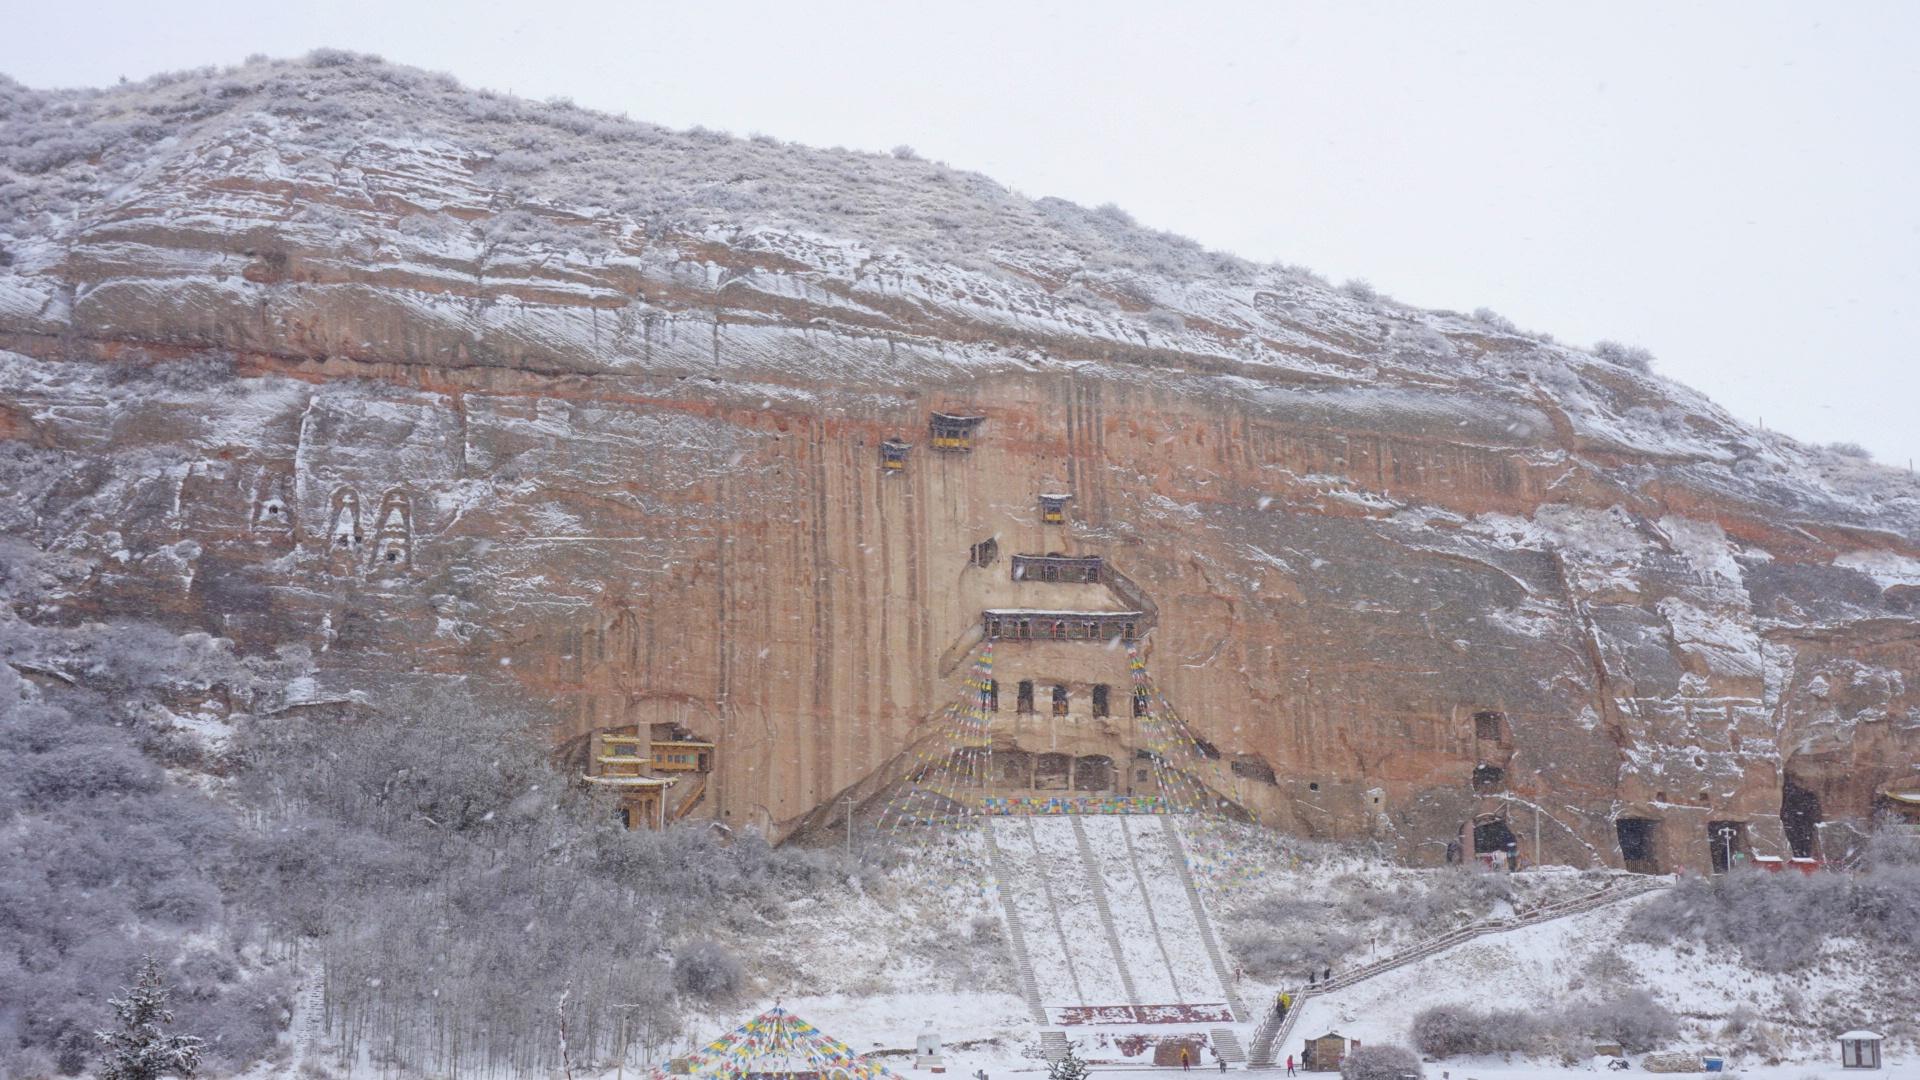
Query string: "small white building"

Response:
xmin=1839 ymin=1030 xmax=1883 ymax=1070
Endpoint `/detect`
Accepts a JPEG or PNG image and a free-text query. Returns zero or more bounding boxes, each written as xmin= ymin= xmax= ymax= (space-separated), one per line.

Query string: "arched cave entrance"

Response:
xmin=1615 ymin=817 xmax=1661 ymax=874
xmin=1073 ymin=755 xmax=1115 ymax=792
xmin=1472 ymin=816 xmax=1517 ymax=858
xmin=1782 ymin=773 xmax=1823 ymax=858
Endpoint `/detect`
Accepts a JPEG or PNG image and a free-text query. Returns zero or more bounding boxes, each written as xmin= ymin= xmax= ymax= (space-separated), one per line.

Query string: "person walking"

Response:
xmin=1181 ymin=1047 xmax=1192 ymax=1071
xmin=1323 ymin=966 xmax=1331 ymax=982
xmin=1218 ymin=1055 xmax=1227 ymax=1074
xmin=1285 ymin=1055 xmax=1295 ymax=1077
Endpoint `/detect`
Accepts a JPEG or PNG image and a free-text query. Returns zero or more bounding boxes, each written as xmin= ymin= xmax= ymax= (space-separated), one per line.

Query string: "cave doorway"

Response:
xmin=1782 ymin=774 xmax=1822 ymax=858
xmin=1074 ymin=755 xmax=1115 ymax=792
xmin=997 ymin=749 xmax=1033 ymax=788
xmin=1034 ymin=752 xmax=1071 ymax=791
xmin=1708 ymin=820 xmax=1751 ymax=874
xmin=1472 ymin=764 xmax=1506 ymax=793
xmin=1616 ymin=817 xmax=1661 ymax=874
xmin=1472 ymin=816 xmax=1518 ymax=866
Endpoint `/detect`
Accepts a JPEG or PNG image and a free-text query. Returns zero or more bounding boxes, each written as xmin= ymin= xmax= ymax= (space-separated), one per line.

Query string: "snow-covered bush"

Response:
xmin=1826 ymin=441 xmax=1873 ymax=460
xmin=1624 ymin=853 xmax=1920 ymax=971
xmin=0 ymin=617 xmax=297 ymax=1074
xmin=1410 ymin=1004 xmax=1538 ymax=1056
xmin=1593 ymin=340 xmax=1655 ymax=372
xmin=1340 ymin=1043 xmax=1422 ymax=1080
xmin=1340 ymin=279 xmax=1379 ymax=302
xmin=1472 ymin=307 xmax=1518 ymax=333
xmin=673 ymin=940 xmax=745 ymax=1000
xmin=1573 ymin=989 xmax=1680 ymax=1053
xmin=1412 ymin=991 xmax=1675 ymax=1058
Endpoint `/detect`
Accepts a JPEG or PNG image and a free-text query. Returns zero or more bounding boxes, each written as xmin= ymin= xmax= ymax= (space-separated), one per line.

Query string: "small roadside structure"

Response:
xmin=1839 ymin=1030 xmax=1884 ymax=1070
xmin=1302 ymin=1032 xmax=1348 ymax=1072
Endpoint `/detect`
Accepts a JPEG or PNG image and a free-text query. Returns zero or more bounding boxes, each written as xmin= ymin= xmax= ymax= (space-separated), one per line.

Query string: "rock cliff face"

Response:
xmin=3 ymin=54 xmax=1917 ymax=868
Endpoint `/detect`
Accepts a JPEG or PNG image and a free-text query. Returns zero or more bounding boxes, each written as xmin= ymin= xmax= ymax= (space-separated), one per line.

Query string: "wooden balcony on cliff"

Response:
xmin=983 ymin=609 xmax=1144 ymax=642
xmin=1011 ymin=554 xmax=1104 ymax=584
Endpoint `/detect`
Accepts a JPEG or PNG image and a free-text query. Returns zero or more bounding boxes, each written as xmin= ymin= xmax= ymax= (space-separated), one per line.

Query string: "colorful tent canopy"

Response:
xmin=658 ymin=1008 xmax=894 ymax=1080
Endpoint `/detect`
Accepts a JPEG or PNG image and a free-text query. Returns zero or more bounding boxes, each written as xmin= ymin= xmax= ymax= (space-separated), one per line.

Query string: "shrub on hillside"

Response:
xmin=1575 ymin=989 xmax=1680 ymax=1053
xmin=1412 ymin=993 xmax=1677 ymax=1059
xmin=1341 ymin=1043 xmax=1423 ymax=1080
xmin=1623 ymin=851 xmax=1920 ymax=971
xmin=1593 ymin=340 xmax=1655 ymax=372
xmin=673 ymin=940 xmax=745 ymax=1000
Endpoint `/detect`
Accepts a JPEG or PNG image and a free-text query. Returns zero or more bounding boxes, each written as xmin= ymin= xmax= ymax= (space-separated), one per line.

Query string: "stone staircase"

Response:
xmin=1070 ymin=814 xmax=1143 ymax=1005
xmin=1158 ymin=815 xmax=1250 ymax=1022
xmin=1245 ymin=1006 xmax=1285 ymax=1069
xmin=1244 ymin=875 xmax=1671 ymax=1067
xmin=1210 ymin=1028 xmax=1247 ymax=1065
xmin=1120 ymin=812 xmax=1189 ymax=1001
xmin=1025 ymin=817 xmax=1092 ymax=1007
xmin=981 ymin=824 xmax=1050 ymax=1025
xmin=1040 ymin=1030 xmax=1071 ymax=1064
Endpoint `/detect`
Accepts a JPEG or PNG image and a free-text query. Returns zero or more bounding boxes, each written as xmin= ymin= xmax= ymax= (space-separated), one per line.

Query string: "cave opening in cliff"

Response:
xmin=1708 ymin=820 xmax=1751 ymax=874
xmin=1017 ymin=680 xmax=1035 ymax=714
xmin=1782 ymin=774 xmax=1822 ymax=858
xmin=1472 ymin=816 xmax=1517 ymax=858
xmin=1472 ymin=763 xmax=1505 ymax=793
xmin=1616 ymin=817 xmax=1661 ymax=873
xmin=1074 ymin=755 xmax=1114 ymax=791
xmin=1051 ymin=685 xmax=1069 ymax=716
xmin=1092 ymin=684 xmax=1110 ymax=717
xmin=970 ymin=537 xmax=999 ymax=567
xmin=1474 ymin=710 xmax=1506 ymax=742
xmin=1035 ymin=752 xmax=1071 ymax=790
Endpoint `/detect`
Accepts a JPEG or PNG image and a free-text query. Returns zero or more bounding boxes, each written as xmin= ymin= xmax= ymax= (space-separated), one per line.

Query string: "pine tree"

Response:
xmin=94 ymin=956 xmax=204 ymax=1080
xmin=1046 ymin=1044 xmax=1090 ymax=1080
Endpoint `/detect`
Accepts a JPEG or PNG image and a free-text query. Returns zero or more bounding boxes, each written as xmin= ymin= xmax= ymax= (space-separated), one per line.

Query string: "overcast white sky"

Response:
xmin=6 ymin=2 xmax=1917 ymax=465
